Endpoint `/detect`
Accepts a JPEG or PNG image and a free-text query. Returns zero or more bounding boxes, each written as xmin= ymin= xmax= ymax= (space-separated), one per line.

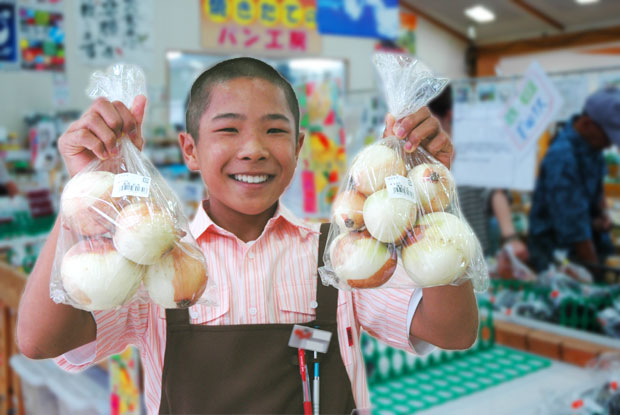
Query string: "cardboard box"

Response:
xmin=561 ymin=337 xmax=602 ymax=367
xmin=527 ymin=330 xmax=563 ymax=360
xmin=494 ymin=320 xmax=530 ymax=351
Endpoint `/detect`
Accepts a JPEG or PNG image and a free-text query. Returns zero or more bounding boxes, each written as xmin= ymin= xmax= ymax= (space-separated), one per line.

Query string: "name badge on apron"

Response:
xmin=288 ymin=325 xmax=332 ymax=353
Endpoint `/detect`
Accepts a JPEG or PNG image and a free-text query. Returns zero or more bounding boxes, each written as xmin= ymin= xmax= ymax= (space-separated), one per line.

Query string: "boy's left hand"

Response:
xmin=383 ymin=107 xmax=454 ymax=168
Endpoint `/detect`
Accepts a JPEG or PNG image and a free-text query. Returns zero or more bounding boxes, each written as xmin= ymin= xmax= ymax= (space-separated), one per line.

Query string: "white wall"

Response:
xmin=0 ymin=2 xmax=468 ymax=135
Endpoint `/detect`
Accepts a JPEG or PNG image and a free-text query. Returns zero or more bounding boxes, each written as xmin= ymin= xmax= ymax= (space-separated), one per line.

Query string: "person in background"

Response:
xmin=528 ymin=87 xmax=620 ymax=273
xmin=17 ymin=57 xmax=479 ymax=414
xmin=0 ymin=155 xmax=19 ymax=197
xmin=427 ymin=85 xmax=529 ymax=275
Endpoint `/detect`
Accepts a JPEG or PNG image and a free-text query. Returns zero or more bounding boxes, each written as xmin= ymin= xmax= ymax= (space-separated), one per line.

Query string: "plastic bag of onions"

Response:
xmin=319 ymin=53 xmax=489 ymax=292
xmin=50 ymin=64 xmax=216 ymax=311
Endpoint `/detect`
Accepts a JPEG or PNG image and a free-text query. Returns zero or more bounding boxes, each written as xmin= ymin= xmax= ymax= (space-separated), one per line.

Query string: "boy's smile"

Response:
xmin=179 ymin=77 xmax=304 ymax=237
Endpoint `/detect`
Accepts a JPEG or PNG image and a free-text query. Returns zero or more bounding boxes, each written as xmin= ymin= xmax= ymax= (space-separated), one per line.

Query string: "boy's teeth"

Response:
xmin=234 ymin=174 xmax=269 ymax=184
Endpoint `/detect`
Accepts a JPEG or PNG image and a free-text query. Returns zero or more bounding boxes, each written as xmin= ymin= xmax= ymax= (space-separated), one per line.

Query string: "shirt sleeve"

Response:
xmin=54 ymin=303 xmax=150 ymax=372
xmin=542 ymin=155 xmax=592 ymax=243
xmin=352 ymin=266 xmax=434 ymax=356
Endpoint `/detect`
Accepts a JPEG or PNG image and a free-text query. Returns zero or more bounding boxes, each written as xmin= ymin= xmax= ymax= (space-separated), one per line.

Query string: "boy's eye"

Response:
xmin=267 ymin=128 xmax=287 ymax=134
xmin=215 ymin=127 xmax=238 ymax=133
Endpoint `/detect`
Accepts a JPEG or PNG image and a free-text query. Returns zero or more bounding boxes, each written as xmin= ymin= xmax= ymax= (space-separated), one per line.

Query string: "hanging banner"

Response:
xmin=317 ymin=0 xmax=398 ymax=40
xmin=0 ymin=0 xmax=18 ymax=67
xmin=200 ymin=0 xmax=321 ymax=56
xmin=502 ymin=61 xmax=563 ymax=154
xmin=76 ymin=0 xmax=153 ymax=66
xmin=18 ymin=0 xmax=64 ymax=71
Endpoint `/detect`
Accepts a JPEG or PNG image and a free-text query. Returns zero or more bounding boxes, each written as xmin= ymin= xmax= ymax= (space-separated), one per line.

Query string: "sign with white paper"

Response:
xmin=502 ymin=61 xmax=563 ymax=154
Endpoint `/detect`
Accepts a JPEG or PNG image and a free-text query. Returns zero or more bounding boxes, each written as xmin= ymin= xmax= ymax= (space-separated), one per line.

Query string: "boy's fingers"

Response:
xmin=394 ymin=107 xmax=431 ymax=139
xmin=404 ymin=117 xmax=440 ymax=153
xmin=83 ymin=112 xmax=118 ymax=156
xmin=424 ymin=130 xmax=450 ymax=156
xmin=76 ymin=129 xmax=108 ymax=160
xmin=112 ymin=101 xmax=137 ymax=137
xmin=92 ymin=97 xmax=124 ymax=138
xmin=131 ymin=95 xmax=147 ymax=126
xmin=383 ymin=113 xmax=396 ymax=138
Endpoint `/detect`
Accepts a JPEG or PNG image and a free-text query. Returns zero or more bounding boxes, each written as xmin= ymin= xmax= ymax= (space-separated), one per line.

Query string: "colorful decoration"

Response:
xmin=0 ymin=1 xmax=18 ymax=65
xmin=317 ymin=0 xmax=398 ymax=40
xmin=201 ymin=0 xmax=321 ymax=56
xmin=109 ymin=346 xmax=141 ymax=415
xmin=76 ymin=0 xmax=153 ymax=66
xmin=18 ymin=0 xmax=64 ymax=71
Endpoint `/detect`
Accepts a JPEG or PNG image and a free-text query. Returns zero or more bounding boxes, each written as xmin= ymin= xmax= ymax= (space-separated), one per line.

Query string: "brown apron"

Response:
xmin=159 ymin=223 xmax=356 ymax=414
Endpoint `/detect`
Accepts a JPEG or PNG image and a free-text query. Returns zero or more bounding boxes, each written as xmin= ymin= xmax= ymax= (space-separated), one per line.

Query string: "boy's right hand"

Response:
xmin=58 ymin=95 xmax=147 ymax=177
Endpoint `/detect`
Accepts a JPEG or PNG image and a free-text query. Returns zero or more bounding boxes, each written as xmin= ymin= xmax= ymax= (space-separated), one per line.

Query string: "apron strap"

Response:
xmin=315 ymin=222 xmax=337 ymax=324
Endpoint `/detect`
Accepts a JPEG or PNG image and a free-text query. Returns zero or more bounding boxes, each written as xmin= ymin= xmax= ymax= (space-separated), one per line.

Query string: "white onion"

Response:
xmin=332 ymin=190 xmax=366 ymax=232
xmin=61 ymin=238 xmax=143 ymax=311
xmin=145 ymin=242 xmax=207 ymax=308
xmin=61 ymin=171 xmax=117 ymax=236
xmin=402 ymin=212 xmax=477 ymax=287
xmin=330 ymin=230 xmax=397 ymax=288
xmin=408 ymin=163 xmax=454 ymax=213
xmin=349 ymin=144 xmax=407 ymax=195
xmin=363 ymin=189 xmax=417 ymax=244
xmin=113 ymin=202 xmax=176 ymax=265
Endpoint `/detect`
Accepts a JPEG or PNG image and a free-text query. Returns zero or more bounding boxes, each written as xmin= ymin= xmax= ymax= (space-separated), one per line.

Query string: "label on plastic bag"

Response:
xmin=385 ymin=175 xmax=416 ymax=203
xmin=112 ymin=173 xmax=151 ymax=198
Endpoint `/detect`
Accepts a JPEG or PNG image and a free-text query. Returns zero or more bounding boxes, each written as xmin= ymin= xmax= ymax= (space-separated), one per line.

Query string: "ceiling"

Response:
xmin=401 ymin=0 xmax=620 ymax=45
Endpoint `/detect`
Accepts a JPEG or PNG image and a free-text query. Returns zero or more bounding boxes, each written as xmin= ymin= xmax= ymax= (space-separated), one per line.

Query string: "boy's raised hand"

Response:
xmin=58 ymin=95 xmax=147 ymax=177
xmin=383 ymin=107 xmax=454 ymax=169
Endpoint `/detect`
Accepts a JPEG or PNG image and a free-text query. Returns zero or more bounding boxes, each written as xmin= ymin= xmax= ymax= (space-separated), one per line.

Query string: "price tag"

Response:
xmin=112 ymin=173 xmax=151 ymax=198
xmin=385 ymin=175 xmax=416 ymax=203
xmin=288 ymin=325 xmax=332 ymax=353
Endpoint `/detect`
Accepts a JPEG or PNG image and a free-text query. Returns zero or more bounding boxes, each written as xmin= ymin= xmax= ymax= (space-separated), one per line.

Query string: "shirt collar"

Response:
xmin=189 ymin=199 xmax=320 ymax=242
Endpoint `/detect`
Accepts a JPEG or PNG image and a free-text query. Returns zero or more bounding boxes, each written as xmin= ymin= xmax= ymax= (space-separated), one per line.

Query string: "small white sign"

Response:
xmin=288 ymin=325 xmax=332 ymax=354
xmin=385 ymin=175 xmax=416 ymax=203
xmin=112 ymin=173 xmax=151 ymax=198
xmin=502 ymin=61 xmax=563 ymax=154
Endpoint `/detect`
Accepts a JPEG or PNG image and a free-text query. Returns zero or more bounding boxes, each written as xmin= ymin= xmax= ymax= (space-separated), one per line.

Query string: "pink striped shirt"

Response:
xmin=55 ymin=202 xmax=432 ymax=414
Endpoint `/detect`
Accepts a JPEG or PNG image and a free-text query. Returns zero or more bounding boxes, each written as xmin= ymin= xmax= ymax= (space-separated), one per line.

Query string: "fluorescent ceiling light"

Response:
xmin=464 ymin=5 xmax=495 ymax=23
xmin=575 ymin=0 xmax=599 ymax=4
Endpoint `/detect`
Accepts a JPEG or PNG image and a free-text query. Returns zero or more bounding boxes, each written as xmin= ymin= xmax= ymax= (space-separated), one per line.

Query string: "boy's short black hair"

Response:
xmin=185 ymin=57 xmax=300 ymax=140
xmin=428 ymin=84 xmax=452 ymax=119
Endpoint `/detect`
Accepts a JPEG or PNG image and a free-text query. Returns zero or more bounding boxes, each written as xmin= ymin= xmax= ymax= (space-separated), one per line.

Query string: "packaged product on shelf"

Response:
xmin=319 ymin=52 xmax=488 ymax=292
xmin=50 ymin=64 xmax=215 ymax=311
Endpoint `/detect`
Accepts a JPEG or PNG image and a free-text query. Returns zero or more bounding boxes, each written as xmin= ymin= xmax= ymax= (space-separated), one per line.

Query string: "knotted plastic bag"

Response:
xmin=50 ymin=64 xmax=216 ymax=311
xmin=319 ymin=52 xmax=489 ymax=292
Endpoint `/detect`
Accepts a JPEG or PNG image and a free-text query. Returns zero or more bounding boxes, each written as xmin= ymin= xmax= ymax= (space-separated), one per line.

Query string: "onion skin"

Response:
xmin=145 ymin=242 xmax=207 ymax=308
xmin=363 ymin=189 xmax=417 ymax=245
xmin=350 ymin=144 xmax=407 ymax=196
xmin=61 ymin=171 xmax=118 ymax=236
xmin=61 ymin=238 xmax=143 ymax=311
xmin=408 ymin=163 xmax=454 ymax=213
xmin=333 ymin=190 xmax=366 ymax=232
xmin=330 ymin=230 xmax=397 ymax=289
xmin=113 ymin=203 xmax=177 ymax=265
xmin=402 ymin=212 xmax=476 ymax=287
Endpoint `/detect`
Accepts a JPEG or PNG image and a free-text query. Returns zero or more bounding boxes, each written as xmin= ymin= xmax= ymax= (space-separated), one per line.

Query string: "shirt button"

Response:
xmin=249 ymin=307 xmax=257 ymax=315
xmin=310 ymin=301 xmax=318 ymax=309
xmin=247 ymin=251 xmax=255 ymax=259
xmin=189 ymin=309 xmax=199 ymax=319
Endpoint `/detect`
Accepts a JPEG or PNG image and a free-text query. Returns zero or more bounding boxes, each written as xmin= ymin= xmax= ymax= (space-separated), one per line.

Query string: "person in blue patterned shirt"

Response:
xmin=529 ymin=87 xmax=620 ymax=273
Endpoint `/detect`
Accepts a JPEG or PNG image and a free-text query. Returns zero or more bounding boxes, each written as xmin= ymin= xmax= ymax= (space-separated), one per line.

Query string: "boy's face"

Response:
xmin=180 ymin=77 xmax=304 ymax=217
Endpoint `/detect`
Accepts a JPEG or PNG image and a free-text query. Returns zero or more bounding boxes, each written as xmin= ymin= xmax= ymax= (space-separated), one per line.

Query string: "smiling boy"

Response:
xmin=17 ymin=57 xmax=479 ymax=414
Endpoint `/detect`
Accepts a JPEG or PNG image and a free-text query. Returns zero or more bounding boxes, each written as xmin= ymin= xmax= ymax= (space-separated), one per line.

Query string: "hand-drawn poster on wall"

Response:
xmin=0 ymin=0 xmax=18 ymax=67
xmin=317 ymin=0 xmax=398 ymax=40
xmin=18 ymin=0 xmax=64 ymax=71
xmin=201 ymin=0 xmax=321 ymax=56
xmin=76 ymin=0 xmax=153 ymax=66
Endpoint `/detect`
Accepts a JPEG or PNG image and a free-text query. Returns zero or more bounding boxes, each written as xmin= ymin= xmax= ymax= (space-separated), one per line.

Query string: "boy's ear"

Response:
xmin=178 ymin=132 xmax=200 ymax=171
xmin=295 ymin=131 xmax=306 ymax=159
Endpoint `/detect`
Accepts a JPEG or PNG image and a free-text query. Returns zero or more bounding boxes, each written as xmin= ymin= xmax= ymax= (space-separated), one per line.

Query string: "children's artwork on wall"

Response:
xmin=0 ymin=0 xmax=18 ymax=67
xmin=76 ymin=0 xmax=152 ymax=66
xmin=18 ymin=0 xmax=64 ymax=71
xmin=109 ymin=346 xmax=141 ymax=415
